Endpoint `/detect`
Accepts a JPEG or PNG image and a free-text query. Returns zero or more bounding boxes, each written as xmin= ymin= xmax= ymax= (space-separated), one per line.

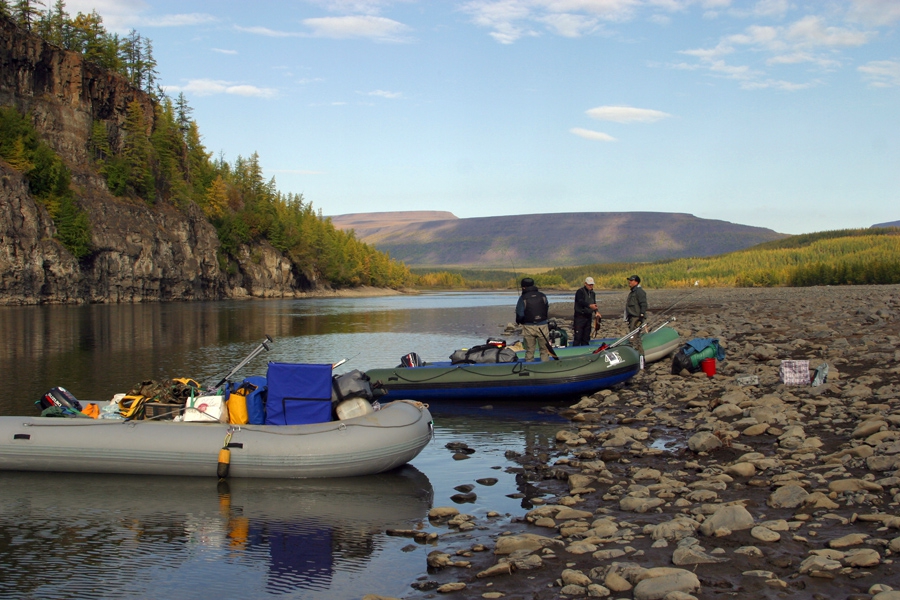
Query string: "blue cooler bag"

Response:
xmin=265 ymin=362 xmax=333 ymax=425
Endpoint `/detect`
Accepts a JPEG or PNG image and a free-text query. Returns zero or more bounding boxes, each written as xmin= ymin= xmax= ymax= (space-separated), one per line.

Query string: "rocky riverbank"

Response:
xmin=376 ymin=284 xmax=900 ymax=600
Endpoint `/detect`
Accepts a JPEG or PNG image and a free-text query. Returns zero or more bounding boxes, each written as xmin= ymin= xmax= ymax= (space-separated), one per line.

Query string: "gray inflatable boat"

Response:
xmin=0 ymin=400 xmax=433 ymax=479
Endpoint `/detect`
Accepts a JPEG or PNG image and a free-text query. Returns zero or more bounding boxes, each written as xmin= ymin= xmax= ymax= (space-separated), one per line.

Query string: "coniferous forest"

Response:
xmin=0 ymin=1 xmax=413 ymax=289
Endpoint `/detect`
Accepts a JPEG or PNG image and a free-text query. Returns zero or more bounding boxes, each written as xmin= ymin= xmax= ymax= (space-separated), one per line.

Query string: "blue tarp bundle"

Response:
xmin=682 ymin=338 xmax=726 ymax=361
xmin=265 ymin=362 xmax=333 ymax=426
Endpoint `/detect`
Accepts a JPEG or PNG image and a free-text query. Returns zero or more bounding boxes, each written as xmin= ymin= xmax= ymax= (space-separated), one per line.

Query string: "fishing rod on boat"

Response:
xmin=652 ymin=280 xmax=702 ymax=322
xmin=211 ymin=334 xmax=274 ymax=390
xmin=592 ymin=316 xmax=677 ymax=354
xmin=332 ymin=352 xmax=361 ymax=370
xmin=538 ymin=328 xmax=560 ymax=361
xmin=591 ymin=281 xmax=699 ymax=353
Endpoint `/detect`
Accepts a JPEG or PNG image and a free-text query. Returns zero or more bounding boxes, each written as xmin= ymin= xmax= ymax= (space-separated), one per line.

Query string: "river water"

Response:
xmin=0 ymin=292 xmax=578 ymax=600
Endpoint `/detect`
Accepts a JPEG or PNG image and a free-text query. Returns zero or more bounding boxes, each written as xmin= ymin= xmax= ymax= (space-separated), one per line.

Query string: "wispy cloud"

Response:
xmin=141 ymin=13 xmax=217 ymax=27
xmin=302 ymin=16 xmax=412 ymax=42
xmin=677 ymin=13 xmax=876 ymax=88
xmin=236 ymin=25 xmax=301 ymax=38
xmin=365 ymin=89 xmax=403 ymax=99
xmin=65 ymin=0 xmax=216 ymax=31
xmin=570 ymin=127 xmax=616 ymax=142
xmin=212 ymin=48 xmax=238 ymax=55
xmin=165 ymin=78 xmax=277 ymax=98
xmin=586 ymin=106 xmax=672 ymax=123
xmin=847 ymin=0 xmax=900 ymax=27
xmin=303 ymin=0 xmax=415 ymax=15
xmin=859 ymin=60 xmax=900 ymax=88
xmin=459 ymin=0 xmax=645 ymax=44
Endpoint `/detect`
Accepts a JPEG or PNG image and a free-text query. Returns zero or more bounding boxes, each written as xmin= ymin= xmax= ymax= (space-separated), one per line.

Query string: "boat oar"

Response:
xmin=212 ymin=335 xmax=274 ymax=389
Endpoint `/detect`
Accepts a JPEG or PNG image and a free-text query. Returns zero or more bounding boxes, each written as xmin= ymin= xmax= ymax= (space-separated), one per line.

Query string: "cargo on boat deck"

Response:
xmin=265 ymin=362 xmax=333 ymax=426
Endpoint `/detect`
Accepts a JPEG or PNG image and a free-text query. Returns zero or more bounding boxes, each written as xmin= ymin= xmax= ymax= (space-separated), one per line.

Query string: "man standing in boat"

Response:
xmin=515 ymin=277 xmax=551 ymax=362
xmin=572 ymin=276 xmax=598 ymax=346
xmin=625 ymin=275 xmax=648 ymax=366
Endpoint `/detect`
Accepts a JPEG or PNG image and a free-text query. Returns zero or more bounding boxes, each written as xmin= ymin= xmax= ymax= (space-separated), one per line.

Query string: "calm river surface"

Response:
xmin=0 ymin=292 xmax=576 ymax=600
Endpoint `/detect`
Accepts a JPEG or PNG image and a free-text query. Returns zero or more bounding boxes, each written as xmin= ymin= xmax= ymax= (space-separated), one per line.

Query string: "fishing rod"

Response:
xmin=599 ymin=280 xmax=699 ymax=350
xmin=652 ymin=280 xmax=702 ymax=321
xmin=538 ymin=328 xmax=560 ymax=361
xmin=592 ymin=316 xmax=677 ymax=353
xmin=211 ymin=334 xmax=274 ymax=389
xmin=332 ymin=352 xmax=361 ymax=369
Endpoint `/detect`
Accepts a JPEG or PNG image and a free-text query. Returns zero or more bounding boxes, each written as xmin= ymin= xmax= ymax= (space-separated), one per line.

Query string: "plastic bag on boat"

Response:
xmin=332 ymin=370 xmax=374 ymax=402
xmin=450 ymin=344 xmax=518 ymax=364
xmin=100 ymin=394 xmax=126 ymax=420
xmin=227 ymin=377 xmax=268 ymax=425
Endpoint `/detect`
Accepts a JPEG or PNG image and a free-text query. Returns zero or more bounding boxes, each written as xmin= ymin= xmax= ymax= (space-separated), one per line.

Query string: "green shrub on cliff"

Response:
xmin=0 ymin=106 xmax=91 ymax=258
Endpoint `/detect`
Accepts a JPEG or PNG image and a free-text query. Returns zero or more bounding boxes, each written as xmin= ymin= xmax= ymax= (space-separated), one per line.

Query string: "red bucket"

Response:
xmin=700 ymin=358 xmax=716 ymax=377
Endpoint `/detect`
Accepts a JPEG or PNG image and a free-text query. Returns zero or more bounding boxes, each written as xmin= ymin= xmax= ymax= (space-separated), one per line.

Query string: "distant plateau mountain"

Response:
xmin=330 ymin=211 xmax=788 ymax=269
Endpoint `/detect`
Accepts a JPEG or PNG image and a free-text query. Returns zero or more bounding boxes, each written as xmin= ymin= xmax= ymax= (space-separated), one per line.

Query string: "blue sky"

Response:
xmin=66 ymin=0 xmax=899 ymax=235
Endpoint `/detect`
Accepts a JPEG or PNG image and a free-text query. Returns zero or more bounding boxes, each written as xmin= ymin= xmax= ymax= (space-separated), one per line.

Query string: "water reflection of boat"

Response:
xmin=0 ymin=466 xmax=433 ymax=598
xmin=0 ymin=400 xmax=433 ymax=478
xmin=366 ymin=347 xmax=640 ymax=402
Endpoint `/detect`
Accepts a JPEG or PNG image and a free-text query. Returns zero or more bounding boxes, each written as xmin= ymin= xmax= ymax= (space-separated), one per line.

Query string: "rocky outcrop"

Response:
xmin=0 ymin=17 xmax=317 ymax=304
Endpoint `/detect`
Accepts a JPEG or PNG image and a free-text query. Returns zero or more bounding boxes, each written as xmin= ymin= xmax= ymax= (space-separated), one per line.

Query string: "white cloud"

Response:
xmin=570 ymin=127 xmax=617 ymax=141
xmin=64 ymin=0 xmax=215 ymax=31
xmin=236 ymin=25 xmax=301 ymax=38
xmin=302 ymin=16 xmax=412 ymax=42
xmin=859 ymin=60 xmax=900 ymax=87
xmin=366 ymin=90 xmax=403 ymax=99
xmin=212 ymin=48 xmax=238 ymax=55
xmin=586 ymin=106 xmax=672 ymax=123
xmin=786 ymin=15 xmax=872 ymax=48
xmin=460 ymin=0 xmax=640 ymax=43
xmin=166 ymin=79 xmax=277 ymax=98
xmin=303 ymin=0 xmax=414 ymax=16
xmin=538 ymin=13 xmax=599 ymax=37
xmin=847 ymin=0 xmax=900 ymax=27
xmin=141 ymin=13 xmax=217 ymax=27
xmin=676 ymin=12 xmax=878 ymax=90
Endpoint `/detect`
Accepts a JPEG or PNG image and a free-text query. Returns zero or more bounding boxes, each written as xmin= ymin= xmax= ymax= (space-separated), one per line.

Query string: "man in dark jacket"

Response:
xmin=625 ymin=275 xmax=648 ymax=362
xmin=573 ymin=277 xmax=598 ymax=346
xmin=515 ymin=277 xmax=550 ymax=361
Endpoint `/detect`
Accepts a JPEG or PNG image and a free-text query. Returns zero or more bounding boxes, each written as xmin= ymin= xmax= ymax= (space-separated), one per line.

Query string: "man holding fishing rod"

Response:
xmin=625 ymin=275 xmax=648 ymax=365
xmin=515 ymin=277 xmax=551 ymax=362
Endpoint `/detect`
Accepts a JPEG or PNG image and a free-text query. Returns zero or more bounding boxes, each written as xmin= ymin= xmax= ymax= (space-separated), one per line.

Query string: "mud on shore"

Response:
xmin=384 ymin=285 xmax=900 ymax=600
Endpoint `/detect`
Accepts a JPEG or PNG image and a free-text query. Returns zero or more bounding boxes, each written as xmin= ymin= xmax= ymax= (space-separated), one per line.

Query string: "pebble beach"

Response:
xmin=368 ymin=284 xmax=900 ymax=600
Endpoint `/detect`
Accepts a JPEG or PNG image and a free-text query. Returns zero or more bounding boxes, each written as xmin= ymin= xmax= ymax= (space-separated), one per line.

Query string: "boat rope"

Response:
xmin=20 ymin=403 xmax=428 ymax=434
xmin=380 ymin=351 xmax=624 ymax=383
xmin=235 ymin=404 xmax=430 ymax=435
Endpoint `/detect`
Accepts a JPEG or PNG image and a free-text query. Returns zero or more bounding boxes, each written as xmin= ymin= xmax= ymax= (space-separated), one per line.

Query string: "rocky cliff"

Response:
xmin=0 ymin=17 xmax=314 ymax=304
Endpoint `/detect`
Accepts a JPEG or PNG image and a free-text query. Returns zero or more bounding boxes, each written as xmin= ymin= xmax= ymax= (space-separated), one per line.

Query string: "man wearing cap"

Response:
xmin=573 ymin=277 xmax=599 ymax=346
xmin=625 ymin=275 xmax=648 ymax=362
xmin=515 ymin=277 xmax=551 ymax=361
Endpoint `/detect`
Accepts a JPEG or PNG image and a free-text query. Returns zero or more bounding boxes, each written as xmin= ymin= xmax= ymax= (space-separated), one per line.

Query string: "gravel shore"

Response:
xmin=379 ymin=284 xmax=900 ymax=600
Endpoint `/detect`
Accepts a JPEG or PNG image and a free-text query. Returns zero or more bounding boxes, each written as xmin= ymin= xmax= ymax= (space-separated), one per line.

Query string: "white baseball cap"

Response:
xmin=584 ymin=277 xmax=594 ymax=285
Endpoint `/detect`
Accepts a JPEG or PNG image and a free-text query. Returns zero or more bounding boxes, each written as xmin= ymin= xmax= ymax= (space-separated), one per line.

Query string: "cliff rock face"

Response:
xmin=0 ymin=18 xmax=315 ymax=304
